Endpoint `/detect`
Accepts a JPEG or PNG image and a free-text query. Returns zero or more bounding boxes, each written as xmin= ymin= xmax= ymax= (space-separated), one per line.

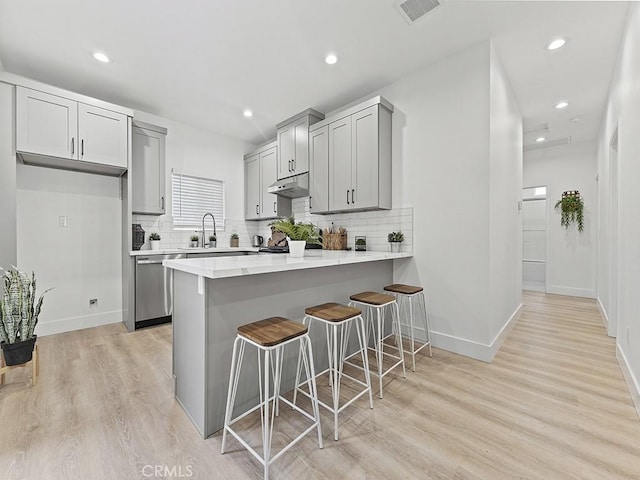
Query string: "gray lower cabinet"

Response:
xmin=132 ymin=121 xmax=167 ymax=215
xmin=244 ymin=142 xmax=291 ymax=220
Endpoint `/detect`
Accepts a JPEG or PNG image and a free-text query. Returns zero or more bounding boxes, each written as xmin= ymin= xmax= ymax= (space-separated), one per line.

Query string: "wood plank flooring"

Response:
xmin=1 ymin=291 xmax=639 ymax=479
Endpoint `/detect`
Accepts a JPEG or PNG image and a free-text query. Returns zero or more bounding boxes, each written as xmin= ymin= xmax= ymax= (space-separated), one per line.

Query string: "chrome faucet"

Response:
xmin=202 ymin=213 xmax=217 ymax=247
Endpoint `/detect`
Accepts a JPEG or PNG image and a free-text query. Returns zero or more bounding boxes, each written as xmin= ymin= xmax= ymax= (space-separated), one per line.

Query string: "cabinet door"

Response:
xmin=309 ymin=126 xmax=329 ymax=213
xmin=292 ymin=117 xmax=309 ymax=174
xmin=132 ymin=126 xmax=166 ymax=215
xmin=277 ymin=124 xmax=295 ymax=180
xmin=78 ymin=103 xmax=128 ymax=168
xmin=16 ymin=87 xmax=78 ymax=159
xmin=244 ymin=154 xmax=260 ymax=220
xmin=260 ymin=146 xmax=279 ymax=219
xmin=351 ymin=106 xmax=379 ymax=209
xmin=328 ymin=117 xmax=352 ymax=211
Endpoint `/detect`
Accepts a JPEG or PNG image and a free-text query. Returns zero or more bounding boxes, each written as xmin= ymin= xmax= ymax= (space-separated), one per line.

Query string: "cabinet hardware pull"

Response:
xmin=309 ymin=196 xmax=312 ymax=209
xmin=161 ymin=196 xmax=165 ymax=210
xmin=292 ymin=159 xmax=295 ymax=171
xmin=347 ymin=190 xmax=350 ymax=205
xmin=256 ymin=204 xmax=259 ymax=215
xmin=352 ymin=189 xmax=355 ymax=204
xmin=81 ymin=139 xmax=84 ymax=157
xmin=288 ymin=160 xmax=291 ymax=172
xmin=71 ymin=138 xmax=75 ymax=156
xmin=273 ymin=201 xmax=276 ymax=213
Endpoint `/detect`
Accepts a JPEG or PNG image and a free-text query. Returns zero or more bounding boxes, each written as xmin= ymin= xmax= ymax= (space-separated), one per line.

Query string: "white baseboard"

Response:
xmin=616 ymin=345 xmax=640 ymax=420
xmin=431 ymin=303 xmax=523 ymax=363
xmin=547 ymin=285 xmax=596 ymax=299
xmin=597 ymin=297 xmax=613 ymax=336
xmin=35 ymin=310 xmax=123 ymax=336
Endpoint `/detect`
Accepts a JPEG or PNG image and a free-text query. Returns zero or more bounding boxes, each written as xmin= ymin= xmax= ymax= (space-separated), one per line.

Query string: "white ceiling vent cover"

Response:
xmin=395 ymin=0 xmax=442 ymax=24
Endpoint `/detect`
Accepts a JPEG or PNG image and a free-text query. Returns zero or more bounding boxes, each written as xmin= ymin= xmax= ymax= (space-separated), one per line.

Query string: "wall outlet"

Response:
xmin=58 ymin=216 xmax=68 ymax=228
xmin=89 ymin=298 xmax=98 ymax=306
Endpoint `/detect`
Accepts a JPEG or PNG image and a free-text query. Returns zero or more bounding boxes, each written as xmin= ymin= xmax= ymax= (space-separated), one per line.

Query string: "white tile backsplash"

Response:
xmin=133 ymin=201 xmax=412 ymax=252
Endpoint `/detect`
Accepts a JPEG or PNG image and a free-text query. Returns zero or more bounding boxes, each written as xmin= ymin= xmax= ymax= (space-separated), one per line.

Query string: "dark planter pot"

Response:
xmin=1 ymin=336 xmax=37 ymax=366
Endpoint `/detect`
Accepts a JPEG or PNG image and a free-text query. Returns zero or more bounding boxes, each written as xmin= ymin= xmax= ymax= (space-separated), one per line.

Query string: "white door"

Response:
xmin=16 ymin=87 xmax=78 ymax=159
xmin=260 ymin=146 xmax=278 ymax=218
xmin=609 ymin=129 xmax=619 ymax=337
xmin=309 ymin=126 xmax=329 ymax=213
xmin=277 ymin=124 xmax=295 ymax=180
xmin=78 ymin=104 xmax=128 ymax=168
xmin=244 ymin=154 xmax=260 ymax=220
xmin=329 ymin=117 xmax=352 ymax=211
xmin=351 ymin=106 xmax=379 ymax=209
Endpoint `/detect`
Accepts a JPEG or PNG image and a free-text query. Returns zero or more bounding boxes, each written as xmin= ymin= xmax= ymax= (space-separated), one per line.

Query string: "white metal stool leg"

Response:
xmin=419 ymin=292 xmax=433 ymax=357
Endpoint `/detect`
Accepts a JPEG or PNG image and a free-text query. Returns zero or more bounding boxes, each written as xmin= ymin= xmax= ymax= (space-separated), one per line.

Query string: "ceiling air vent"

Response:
xmin=395 ymin=0 xmax=442 ymax=25
xmin=524 ymin=137 xmax=572 ymax=152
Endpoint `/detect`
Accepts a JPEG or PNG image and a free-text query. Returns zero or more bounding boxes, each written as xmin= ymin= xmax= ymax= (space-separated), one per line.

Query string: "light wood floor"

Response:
xmin=1 ymin=291 xmax=639 ymax=479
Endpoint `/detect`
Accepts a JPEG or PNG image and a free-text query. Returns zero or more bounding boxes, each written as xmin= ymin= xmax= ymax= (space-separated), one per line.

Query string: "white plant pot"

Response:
xmin=209 ymin=241 xmax=216 ymax=248
xmin=150 ymin=240 xmax=161 ymax=251
xmin=288 ymin=240 xmax=306 ymax=258
xmin=389 ymin=242 xmax=401 ymax=253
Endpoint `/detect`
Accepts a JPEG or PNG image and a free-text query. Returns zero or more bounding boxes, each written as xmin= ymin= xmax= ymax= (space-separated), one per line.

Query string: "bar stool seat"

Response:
xmin=294 ymin=302 xmax=373 ymax=441
xmin=222 ymin=317 xmax=323 ymax=480
xmin=349 ymin=291 xmax=406 ymax=399
xmin=384 ymin=283 xmax=432 ymax=371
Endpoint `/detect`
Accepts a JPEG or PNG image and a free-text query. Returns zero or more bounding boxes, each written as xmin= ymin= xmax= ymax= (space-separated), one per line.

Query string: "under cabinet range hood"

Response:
xmin=268 ymin=173 xmax=309 ymax=198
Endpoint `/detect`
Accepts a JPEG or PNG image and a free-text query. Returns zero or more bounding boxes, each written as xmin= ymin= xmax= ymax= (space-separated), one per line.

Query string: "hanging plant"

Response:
xmin=554 ymin=190 xmax=584 ymax=232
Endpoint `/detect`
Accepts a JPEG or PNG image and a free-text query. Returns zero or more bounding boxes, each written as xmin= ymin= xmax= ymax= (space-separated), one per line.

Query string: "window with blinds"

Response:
xmin=172 ymin=172 xmax=225 ymax=228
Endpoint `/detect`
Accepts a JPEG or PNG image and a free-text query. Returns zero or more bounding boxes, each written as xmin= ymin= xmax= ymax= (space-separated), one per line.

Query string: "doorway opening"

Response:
xmin=522 ymin=185 xmax=547 ymax=292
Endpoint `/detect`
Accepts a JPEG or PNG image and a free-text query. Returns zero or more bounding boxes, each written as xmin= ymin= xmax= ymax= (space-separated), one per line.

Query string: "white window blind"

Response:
xmin=172 ymin=172 xmax=225 ymax=228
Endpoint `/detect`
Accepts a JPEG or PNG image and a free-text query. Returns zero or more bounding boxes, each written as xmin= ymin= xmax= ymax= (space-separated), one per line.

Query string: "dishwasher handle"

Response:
xmin=136 ymin=258 xmax=165 ymax=265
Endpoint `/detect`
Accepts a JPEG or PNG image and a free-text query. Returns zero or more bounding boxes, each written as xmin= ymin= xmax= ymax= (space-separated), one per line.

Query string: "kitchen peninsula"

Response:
xmin=164 ymin=249 xmax=412 ymax=438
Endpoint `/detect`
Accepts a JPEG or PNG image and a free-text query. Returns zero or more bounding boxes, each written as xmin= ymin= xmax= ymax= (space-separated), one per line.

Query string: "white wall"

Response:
xmin=17 ymin=166 xmax=123 ymax=335
xmin=351 ymin=41 xmax=523 ymax=362
xmin=0 ymin=83 xmax=17 ymax=269
xmin=131 ymin=111 xmax=255 ymax=249
xmin=488 ymin=44 xmax=523 ymax=347
xmin=524 ymin=142 xmax=598 ymax=299
xmin=598 ymin=3 xmax=640 ymax=415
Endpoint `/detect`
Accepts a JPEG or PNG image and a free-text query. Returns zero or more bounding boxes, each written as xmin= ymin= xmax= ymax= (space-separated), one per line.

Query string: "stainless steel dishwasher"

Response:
xmin=135 ymin=253 xmax=186 ymax=329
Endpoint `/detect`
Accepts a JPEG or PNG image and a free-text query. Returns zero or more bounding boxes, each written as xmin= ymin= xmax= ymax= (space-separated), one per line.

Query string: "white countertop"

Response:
xmin=163 ymin=250 xmax=413 ymax=279
xmin=130 ymin=247 xmax=259 ymax=256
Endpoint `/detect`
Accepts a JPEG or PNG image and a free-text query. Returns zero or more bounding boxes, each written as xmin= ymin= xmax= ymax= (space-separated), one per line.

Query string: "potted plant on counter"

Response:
xmin=0 ymin=268 xmax=51 ymax=366
xmin=230 ymin=233 xmax=239 ymax=248
xmin=209 ymin=235 xmax=217 ymax=248
xmin=190 ymin=235 xmax=199 ymax=248
xmin=388 ymin=231 xmax=404 ymax=253
xmin=149 ymin=232 xmax=161 ymax=251
xmin=270 ymin=217 xmax=321 ymax=258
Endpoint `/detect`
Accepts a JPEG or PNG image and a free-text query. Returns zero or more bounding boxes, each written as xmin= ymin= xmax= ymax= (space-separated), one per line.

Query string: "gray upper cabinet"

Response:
xmin=323 ymin=97 xmax=393 ymax=213
xmin=16 ymin=86 xmax=130 ymax=175
xmin=132 ymin=121 xmax=167 ymax=215
xmin=245 ymin=142 xmax=291 ymax=220
xmin=309 ymin=125 xmax=329 ymax=214
xmin=276 ymin=109 xmax=324 ymax=180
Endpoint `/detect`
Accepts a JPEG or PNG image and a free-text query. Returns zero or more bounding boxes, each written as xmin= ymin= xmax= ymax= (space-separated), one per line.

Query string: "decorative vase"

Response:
xmin=190 ymin=241 xmax=198 ymax=248
xmin=209 ymin=241 xmax=216 ymax=248
xmin=150 ymin=240 xmax=161 ymax=251
xmin=289 ymin=240 xmax=306 ymax=258
xmin=389 ymin=242 xmax=401 ymax=253
xmin=230 ymin=238 xmax=239 ymax=248
xmin=1 ymin=336 xmax=37 ymax=366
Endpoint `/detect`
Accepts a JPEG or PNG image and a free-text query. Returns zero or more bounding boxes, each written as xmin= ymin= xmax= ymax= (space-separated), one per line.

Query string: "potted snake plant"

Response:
xmin=269 ymin=217 xmax=321 ymax=258
xmin=0 ymin=268 xmax=52 ymax=366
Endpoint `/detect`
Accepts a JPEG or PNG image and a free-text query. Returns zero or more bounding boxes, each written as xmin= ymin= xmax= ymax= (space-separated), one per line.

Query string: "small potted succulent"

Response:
xmin=149 ymin=232 xmax=161 ymax=251
xmin=230 ymin=233 xmax=239 ymax=248
xmin=355 ymin=236 xmax=367 ymax=252
xmin=190 ymin=235 xmax=199 ymax=248
xmin=208 ymin=235 xmax=217 ymax=248
xmin=0 ymin=268 xmax=52 ymax=366
xmin=388 ymin=231 xmax=404 ymax=253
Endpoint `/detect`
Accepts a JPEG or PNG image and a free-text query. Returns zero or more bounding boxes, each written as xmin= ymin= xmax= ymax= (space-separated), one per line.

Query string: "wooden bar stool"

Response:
xmin=384 ymin=284 xmax=432 ymax=372
xmin=221 ymin=317 xmax=323 ymax=480
xmin=292 ymin=302 xmax=373 ymax=441
xmin=349 ymin=292 xmax=406 ymax=399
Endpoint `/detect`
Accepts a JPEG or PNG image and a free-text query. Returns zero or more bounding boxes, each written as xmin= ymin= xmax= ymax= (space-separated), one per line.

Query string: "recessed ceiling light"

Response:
xmin=93 ymin=52 xmax=110 ymax=63
xmin=547 ymin=38 xmax=567 ymax=51
xmin=535 ymin=137 xmax=546 ymax=143
xmin=243 ymin=110 xmax=253 ymax=118
xmin=555 ymin=101 xmax=569 ymax=109
xmin=569 ymin=116 xmax=582 ymax=123
xmin=325 ymin=54 xmax=338 ymax=65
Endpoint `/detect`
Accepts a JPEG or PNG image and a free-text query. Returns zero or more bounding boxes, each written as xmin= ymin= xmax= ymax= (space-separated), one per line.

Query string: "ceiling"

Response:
xmin=0 ymin=1 xmax=630 ymax=147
